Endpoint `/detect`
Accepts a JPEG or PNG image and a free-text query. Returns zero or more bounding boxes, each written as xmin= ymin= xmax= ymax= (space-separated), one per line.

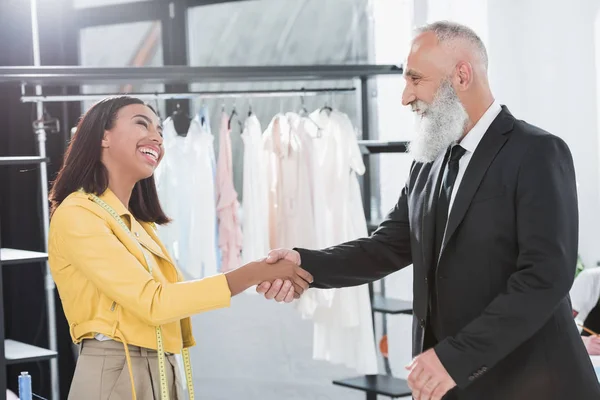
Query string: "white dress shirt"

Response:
xmin=445 ymin=100 xmax=502 ymax=213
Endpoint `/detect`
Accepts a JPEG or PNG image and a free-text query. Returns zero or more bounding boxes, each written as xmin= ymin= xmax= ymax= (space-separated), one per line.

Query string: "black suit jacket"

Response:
xmin=296 ymin=107 xmax=600 ymax=399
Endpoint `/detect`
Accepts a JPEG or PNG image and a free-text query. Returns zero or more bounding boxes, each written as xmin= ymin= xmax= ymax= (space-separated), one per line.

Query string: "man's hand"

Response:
xmin=256 ymin=249 xmax=302 ymax=302
xmin=582 ymin=335 xmax=600 ymax=355
xmin=406 ymin=348 xmax=456 ymax=400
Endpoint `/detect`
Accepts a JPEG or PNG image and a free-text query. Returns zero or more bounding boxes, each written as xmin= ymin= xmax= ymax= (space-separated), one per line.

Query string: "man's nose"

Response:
xmin=402 ymin=86 xmax=416 ymax=106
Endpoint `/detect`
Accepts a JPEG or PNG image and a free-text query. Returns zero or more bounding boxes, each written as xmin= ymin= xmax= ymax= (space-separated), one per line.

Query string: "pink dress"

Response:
xmin=216 ymin=112 xmax=243 ymax=272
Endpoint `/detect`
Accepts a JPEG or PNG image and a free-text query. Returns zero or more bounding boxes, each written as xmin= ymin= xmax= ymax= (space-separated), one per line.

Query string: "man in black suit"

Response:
xmin=257 ymin=21 xmax=600 ymax=399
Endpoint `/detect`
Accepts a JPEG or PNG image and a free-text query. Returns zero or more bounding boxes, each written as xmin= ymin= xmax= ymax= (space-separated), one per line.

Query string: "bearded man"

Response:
xmin=257 ymin=21 xmax=600 ymax=400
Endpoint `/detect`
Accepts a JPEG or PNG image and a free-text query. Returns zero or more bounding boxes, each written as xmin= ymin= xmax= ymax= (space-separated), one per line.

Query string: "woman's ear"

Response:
xmin=101 ymin=130 xmax=110 ymax=148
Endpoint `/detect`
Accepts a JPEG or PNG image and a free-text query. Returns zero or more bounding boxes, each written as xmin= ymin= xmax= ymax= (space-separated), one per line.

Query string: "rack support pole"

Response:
xmin=30 ymin=1 xmax=59 ymax=399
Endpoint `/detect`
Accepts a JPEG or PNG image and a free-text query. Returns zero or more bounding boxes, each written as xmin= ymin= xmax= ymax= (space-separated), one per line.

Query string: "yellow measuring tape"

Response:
xmin=85 ymin=190 xmax=194 ymax=400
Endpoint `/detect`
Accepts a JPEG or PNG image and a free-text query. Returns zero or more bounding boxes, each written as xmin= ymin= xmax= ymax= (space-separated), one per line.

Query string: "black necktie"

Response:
xmin=429 ymin=144 xmax=466 ymax=340
xmin=434 ymin=144 xmax=467 ymax=263
xmin=429 ymin=145 xmax=466 ymax=342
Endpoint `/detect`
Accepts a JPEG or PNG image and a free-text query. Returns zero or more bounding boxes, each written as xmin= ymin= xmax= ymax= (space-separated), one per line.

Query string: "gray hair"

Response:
xmin=416 ymin=21 xmax=488 ymax=70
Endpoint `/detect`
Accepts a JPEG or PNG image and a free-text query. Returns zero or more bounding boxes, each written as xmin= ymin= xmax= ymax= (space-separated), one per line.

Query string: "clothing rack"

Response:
xmin=0 ymin=63 xmax=413 ymax=399
xmin=19 ymin=87 xmax=357 ymax=103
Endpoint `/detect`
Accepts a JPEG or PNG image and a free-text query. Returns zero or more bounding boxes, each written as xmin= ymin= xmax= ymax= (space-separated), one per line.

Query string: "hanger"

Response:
xmin=321 ymin=96 xmax=333 ymax=115
xmin=171 ymin=102 xmax=191 ymax=136
xmin=228 ymin=101 xmax=243 ymax=131
xmin=299 ymin=92 xmax=309 ymax=116
xmin=319 ymin=92 xmax=335 ymax=116
xmin=199 ymin=98 xmax=207 ymax=127
xmin=152 ymin=97 xmax=160 ymax=119
xmin=297 ymin=91 xmax=322 ymax=138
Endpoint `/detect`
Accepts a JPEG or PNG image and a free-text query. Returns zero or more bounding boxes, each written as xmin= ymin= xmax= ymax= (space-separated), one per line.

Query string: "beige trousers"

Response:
xmin=68 ymin=339 xmax=185 ymax=400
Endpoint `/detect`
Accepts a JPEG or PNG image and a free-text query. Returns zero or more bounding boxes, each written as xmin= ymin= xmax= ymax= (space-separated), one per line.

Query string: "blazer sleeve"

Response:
xmin=51 ymin=204 xmax=231 ymax=326
xmin=434 ymin=135 xmax=579 ymax=388
xmin=295 ymin=181 xmax=413 ymax=289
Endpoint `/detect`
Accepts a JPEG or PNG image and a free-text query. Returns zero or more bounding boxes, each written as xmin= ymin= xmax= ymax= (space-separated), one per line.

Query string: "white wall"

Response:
xmin=486 ymin=0 xmax=600 ymax=269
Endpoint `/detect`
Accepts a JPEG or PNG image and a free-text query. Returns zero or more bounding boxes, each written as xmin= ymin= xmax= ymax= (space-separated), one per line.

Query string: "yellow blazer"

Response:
xmin=48 ymin=188 xmax=231 ymax=354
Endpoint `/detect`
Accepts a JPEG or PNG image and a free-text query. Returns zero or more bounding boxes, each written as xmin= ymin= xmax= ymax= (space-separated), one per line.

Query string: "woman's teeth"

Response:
xmin=140 ymin=148 xmax=158 ymax=160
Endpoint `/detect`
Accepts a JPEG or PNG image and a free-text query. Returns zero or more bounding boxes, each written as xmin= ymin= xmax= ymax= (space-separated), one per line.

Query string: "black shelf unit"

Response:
xmin=331 ymin=139 xmax=414 ymax=399
xmin=358 ymin=140 xmax=409 ymax=154
xmin=0 ymin=157 xmax=58 ymax=398
xmin=372 ymin=295 xmax=413 ymax=316
xmin=0 ymin=249 xmax=49 ymax=266
xmin=333 ymin=375 xmax=412 ymax=400
xmin=0 ymin=157 xmax=49 ymax=166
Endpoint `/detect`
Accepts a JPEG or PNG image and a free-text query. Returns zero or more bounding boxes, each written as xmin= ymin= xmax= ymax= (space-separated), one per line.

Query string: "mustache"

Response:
xmin=410 ymin=100 xmax=428 ymax=114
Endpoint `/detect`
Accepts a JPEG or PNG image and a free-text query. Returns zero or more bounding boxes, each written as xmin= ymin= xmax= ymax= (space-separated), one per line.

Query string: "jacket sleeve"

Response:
xmin=295 ymin=182 xmax=413 ymax=289
xmin=51 ymin=204 xmax=231 ymax=326
xmin=434 ymin=135 xmax=578 ymax=388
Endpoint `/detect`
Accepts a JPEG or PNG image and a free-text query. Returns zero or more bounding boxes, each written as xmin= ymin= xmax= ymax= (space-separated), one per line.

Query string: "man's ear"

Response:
xmin=455 ymin=61 xmax=473 ymax=91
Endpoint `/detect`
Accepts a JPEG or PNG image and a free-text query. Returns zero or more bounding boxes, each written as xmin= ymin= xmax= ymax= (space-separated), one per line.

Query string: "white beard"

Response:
xmin=408 ymin=80 xmax=469 ymax=163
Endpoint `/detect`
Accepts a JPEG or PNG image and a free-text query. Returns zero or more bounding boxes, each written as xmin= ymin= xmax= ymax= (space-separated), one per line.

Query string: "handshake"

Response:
xmin=226 ymin=248 xmax=313 ymax=301
xmin=226 ymin=248 xmax=311 ymax=302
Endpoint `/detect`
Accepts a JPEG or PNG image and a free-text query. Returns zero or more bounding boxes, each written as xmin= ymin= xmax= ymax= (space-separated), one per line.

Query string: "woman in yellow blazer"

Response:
xmin=48 ymin=96 xmax=312 ymax=400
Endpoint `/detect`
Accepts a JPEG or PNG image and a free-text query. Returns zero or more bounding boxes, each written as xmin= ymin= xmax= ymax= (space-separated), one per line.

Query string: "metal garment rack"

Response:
xmin=0 ymin=63 xmax=412 ymax=399
xmin=19 ymin=87 xmax=357 ymax=103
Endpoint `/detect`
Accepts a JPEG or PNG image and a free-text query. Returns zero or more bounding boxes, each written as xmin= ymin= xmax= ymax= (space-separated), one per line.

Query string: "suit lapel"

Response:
xmin=440 ymin=107 xmax=514 ymax=258
xmin=421 ymin=152 xmax=448 ymax=270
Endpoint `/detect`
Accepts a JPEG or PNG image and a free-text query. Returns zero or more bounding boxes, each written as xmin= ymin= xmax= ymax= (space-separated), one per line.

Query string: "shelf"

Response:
xmin=333 ymin=374 xmax=412 ymax=398
xmin=0 ymin=64 xmax=404 ymax=85
xmin=5 ymin=340 xmax=57 ymax=365
xmin=0 ymin=156 xmax=48 ymax=166
xmin=0 ymin=248 xmax=48 ymax=265
xmin=358 ymin=140 xmax=409 ymax=154
xmin=372 ymin=294 xmax=413 ymax=315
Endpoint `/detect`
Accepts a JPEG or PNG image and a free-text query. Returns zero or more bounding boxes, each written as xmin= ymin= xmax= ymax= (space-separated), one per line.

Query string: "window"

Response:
xmin=78 ymin=20 xmax=165 ymax=116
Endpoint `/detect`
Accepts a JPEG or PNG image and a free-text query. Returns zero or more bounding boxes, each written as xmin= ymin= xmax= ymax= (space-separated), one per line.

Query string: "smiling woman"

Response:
xmin=49 ymin=96 xmax=169 ymax=224
xmin=46 ymin=96 xmax=312 ymax=400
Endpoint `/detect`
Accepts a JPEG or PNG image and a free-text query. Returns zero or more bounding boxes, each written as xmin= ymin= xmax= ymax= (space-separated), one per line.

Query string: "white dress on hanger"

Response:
xmin=155 ymin=116 xmax=218 ymax=279
xmin=241 ymin=114 xmax=270 ymax=265
xmin=296 ymin=108 xmax=378 ymax=375
xmin=263 ymin=113 xmax=316 ymax=251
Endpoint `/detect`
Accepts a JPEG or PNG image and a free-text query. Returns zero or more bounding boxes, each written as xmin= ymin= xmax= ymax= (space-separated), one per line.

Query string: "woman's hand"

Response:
xmin=224 ymin=257 xmax=313 ymax=300
xmin=255 ymin=258 xmax=313 ymax=297
xmin=256 ymin=249 xmax=305 ymax=302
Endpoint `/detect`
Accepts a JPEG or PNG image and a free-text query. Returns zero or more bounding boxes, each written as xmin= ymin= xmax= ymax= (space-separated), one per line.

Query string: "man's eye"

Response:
xmin=137 ymin=120 xmax=148 ymax=128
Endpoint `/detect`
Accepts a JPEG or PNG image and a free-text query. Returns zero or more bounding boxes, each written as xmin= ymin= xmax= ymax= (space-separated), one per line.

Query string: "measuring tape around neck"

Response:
xmin=84 ymin=190 xmax=194 ymax=400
